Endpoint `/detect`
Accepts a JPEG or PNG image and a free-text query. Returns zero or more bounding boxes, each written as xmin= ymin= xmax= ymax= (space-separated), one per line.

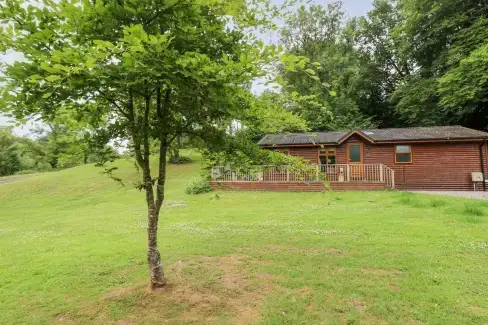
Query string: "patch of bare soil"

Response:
xmin=97 ymin=254 xmax=277 ymax=325
xmin=101 ymin=286 xmax=142 ymax=300
xmin=350 ymin=299 xmax=367 ymax=313
xmin=470 ymin=306 xmax=488 ymax=316
xmin=116 ymin=321 xmax=137 ymax=325
xmin=389 ymin=283 xmax=401 ymax=292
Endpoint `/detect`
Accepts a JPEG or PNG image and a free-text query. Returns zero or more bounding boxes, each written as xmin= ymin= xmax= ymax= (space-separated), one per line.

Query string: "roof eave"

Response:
xmin=373 ymin=137 xmax=488 ymax=144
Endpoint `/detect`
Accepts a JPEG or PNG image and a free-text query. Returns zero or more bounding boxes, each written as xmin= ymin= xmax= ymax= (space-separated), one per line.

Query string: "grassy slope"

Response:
xmin=1 ymin=152 xmax=488 ymax=325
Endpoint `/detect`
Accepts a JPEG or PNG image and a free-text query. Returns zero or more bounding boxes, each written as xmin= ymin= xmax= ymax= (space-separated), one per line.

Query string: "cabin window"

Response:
xmin=319 ymin=147 xmax=336 ymax=165
xmin=395 ymin=145 xmax=412 ymax=163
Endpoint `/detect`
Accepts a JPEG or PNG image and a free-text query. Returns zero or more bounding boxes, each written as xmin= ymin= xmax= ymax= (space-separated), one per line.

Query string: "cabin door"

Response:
xmin=347 ymin=143 xmax=364 ymax=180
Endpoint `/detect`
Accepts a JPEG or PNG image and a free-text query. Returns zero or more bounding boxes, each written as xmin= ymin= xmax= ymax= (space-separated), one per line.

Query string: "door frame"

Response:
xmin=346 ymin=143 xmax=364 ymax=164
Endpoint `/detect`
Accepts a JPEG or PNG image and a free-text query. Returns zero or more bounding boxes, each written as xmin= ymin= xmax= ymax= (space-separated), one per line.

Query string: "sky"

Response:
xmin=0 ymin=0 xmax=373 ymax=134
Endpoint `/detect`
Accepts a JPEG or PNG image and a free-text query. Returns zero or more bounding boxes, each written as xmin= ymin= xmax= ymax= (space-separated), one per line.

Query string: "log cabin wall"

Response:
xmin=265 ymin=136 xmax=488 ymax=191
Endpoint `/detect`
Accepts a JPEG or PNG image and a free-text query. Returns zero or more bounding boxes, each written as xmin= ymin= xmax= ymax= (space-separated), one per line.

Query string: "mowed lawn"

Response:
xmin=1 ymin=154 xmax=488 ymax=325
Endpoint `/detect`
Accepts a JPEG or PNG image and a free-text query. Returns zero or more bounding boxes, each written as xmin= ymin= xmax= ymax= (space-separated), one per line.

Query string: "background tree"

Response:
xmin=399 ymin=0 xmax=488 ymax=129
xmin=359 ymin=0 xmax=488 ymax=129
xmin=279 ymin=2 xmax=376 ymax=131
xmin=0 ymin=127 xmax=22 ymax=176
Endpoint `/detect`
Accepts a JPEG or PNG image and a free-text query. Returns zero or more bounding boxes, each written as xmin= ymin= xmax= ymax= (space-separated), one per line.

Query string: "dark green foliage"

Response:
xmin=279 ymin=3 xmax=377 ymax=131
xmin=279 ymin=0 xmax=488 ymax=131
xmin=185 ymin=179 xmax=213 ymax=195
xmin=0 ymin=128 xmax=21 ymax=176
xmin=168 ymin=155 xmax=192 ymax=165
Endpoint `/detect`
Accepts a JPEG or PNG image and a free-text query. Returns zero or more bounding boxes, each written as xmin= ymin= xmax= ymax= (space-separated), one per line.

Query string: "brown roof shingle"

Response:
xmin=258 ymin=126 xmax=488 ymax=146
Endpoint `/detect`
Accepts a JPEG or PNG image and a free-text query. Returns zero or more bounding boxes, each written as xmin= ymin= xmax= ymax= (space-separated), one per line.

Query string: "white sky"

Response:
xmin=0 ymin=0 xmax=373 ymax=135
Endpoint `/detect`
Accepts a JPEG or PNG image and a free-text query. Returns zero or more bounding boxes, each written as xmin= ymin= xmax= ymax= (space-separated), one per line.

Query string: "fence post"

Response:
xmin=346 ymin=165 xmax=350 ymax=182
xmin=316 ymin=165 xmax=319 ymax=181
xmin=287 ymin=166 xmax=290 ymax=182
xmin=391 ymin=170 xmax=395 ymax=189
xmin=380 ymin=164 xmax=384 ymax=183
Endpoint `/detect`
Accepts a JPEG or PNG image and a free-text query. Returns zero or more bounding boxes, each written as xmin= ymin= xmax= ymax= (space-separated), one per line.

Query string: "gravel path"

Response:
xmin=410 ymin=191 xmax=488 ymax=200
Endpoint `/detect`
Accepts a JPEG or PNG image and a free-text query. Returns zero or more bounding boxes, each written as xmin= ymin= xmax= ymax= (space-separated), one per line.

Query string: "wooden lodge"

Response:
xmin=211 ymin=126 xmax=488 ymax=191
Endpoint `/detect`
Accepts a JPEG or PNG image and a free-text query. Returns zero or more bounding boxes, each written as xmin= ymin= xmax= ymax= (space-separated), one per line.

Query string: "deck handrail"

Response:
xmin=211 ymin=164 xmax=395 ymax=189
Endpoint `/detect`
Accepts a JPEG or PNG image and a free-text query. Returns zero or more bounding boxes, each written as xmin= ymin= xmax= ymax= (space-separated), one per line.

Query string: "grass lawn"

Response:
xmin=1 ymin=152 xmax=488 ymax=324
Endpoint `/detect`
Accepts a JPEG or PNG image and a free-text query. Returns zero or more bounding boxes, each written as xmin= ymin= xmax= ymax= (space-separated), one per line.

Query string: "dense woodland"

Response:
xmin=278 ymin=0 xmax=488 ymax=131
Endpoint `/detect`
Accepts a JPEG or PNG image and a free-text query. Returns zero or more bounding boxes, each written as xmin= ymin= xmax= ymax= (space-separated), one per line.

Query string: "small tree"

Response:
xmin=0 ymin=0 xmax=315 ymax=289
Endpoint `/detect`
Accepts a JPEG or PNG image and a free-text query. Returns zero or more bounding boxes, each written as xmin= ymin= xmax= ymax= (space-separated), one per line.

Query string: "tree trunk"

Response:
xmin=143 ymin=95 xmax=167 ymax=290
xmin=147 ymin=205 xmax=166 ymax=289
xmin=148 ymin=140 xmax=168 ymax=289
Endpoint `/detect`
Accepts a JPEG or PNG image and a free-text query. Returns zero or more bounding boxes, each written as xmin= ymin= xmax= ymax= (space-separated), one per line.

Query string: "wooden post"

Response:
xmin=391 ymin=170 xmax=395 ymax=189
xmin=380 ymin=164 xmax=384 ymax=183
xmin=286 ymin=167 xmax=290 ymax=182
xmin=316 ymin=165 xmax=319 ymax=181
xmin=346 ymin=165 xmax=350 ymax=182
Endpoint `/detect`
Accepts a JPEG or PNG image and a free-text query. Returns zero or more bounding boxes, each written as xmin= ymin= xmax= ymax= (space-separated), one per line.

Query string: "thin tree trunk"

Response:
xmin=146 ymin=191 xmax=166 ymax=289
xmin=147 ymin=140 xmax=168 ymax=289
xmin=143 ymin=95 xmax=166 ymax=289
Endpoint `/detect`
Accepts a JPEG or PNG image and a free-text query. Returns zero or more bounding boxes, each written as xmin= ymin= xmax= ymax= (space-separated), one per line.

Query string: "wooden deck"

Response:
xmin=211 ymin=164 xmax=395 ymax=192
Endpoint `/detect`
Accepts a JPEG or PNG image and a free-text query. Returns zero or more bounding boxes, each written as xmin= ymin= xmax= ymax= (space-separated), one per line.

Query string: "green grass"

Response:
xmin=1 ymin=152 xmax=488 ymax=324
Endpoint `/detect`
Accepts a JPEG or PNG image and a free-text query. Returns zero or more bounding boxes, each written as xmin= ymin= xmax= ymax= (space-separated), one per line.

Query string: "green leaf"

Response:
xmin=42 ymin=92 xmax=52 ymax=98
xmin=305 ymin=68 xmax=316 ymax=75
xmin=329 ymin=91 xmax=337 ymax=97
xmin=45 ymin=75 xmax=61 ymax=82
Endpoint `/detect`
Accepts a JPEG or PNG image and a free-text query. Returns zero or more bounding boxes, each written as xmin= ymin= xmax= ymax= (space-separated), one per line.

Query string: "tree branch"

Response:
xmin=155 ymin=87 xmax=171 ymax=211
xmin=127 ymin=89 xmax=145 ymax=169
xmin=98 ymin=89 xmax=130 ymax=119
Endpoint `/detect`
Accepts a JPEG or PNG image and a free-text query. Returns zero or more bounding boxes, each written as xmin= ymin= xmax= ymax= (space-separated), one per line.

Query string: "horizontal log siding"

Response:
xmin=289 ymin=146 xmax=319 ymax=163
xmin=261 ymin=136 xmax=488 ymax=191
xmin=338 ymin=137 xmax=488 ymax=191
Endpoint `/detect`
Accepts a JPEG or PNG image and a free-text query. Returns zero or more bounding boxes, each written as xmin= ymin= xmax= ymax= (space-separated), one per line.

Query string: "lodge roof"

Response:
xmin=258 ymin=126 xmax=488 ymax=146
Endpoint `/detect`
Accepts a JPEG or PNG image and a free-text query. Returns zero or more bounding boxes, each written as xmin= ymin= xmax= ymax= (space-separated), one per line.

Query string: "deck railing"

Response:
xmin=211 ymin=164 xmax=395 ymax=189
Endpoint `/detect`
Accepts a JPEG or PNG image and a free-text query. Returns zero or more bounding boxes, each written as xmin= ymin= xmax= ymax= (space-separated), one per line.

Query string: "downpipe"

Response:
xmin=479 ymin=141 xmax=487 ymax=192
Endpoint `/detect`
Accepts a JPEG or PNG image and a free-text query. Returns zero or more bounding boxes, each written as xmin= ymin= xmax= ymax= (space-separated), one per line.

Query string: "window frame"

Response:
xmin=395 ymin=145 xmax=412 ymax=164
xmin=318 ymin=146 xmax=337 ymax=165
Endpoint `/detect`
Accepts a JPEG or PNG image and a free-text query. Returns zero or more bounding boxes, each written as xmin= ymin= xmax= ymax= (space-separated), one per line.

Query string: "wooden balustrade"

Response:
xmin=211 ymin=164 xmax=395 ymax=189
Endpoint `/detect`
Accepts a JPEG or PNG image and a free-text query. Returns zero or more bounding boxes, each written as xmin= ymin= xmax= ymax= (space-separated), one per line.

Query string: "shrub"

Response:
xmin=36 ymin=162 xmax=53 ymax=172
xmin=168 ymin=155 xmax=192 ymax=164
xmin=185 ymin=179 xmax=212 ymax=195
